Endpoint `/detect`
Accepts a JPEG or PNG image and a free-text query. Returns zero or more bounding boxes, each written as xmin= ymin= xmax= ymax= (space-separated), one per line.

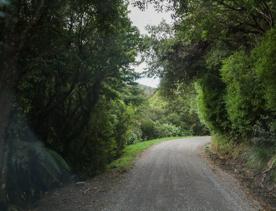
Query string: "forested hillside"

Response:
xmin=0 ymin=0 xmax=276 ymax=210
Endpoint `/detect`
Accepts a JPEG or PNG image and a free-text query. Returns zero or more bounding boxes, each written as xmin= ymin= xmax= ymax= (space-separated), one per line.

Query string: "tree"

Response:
xmin=139 ymin=0 xmax=275 ymax=143
xmin=0 ymin=0 xmax=141 ymax=208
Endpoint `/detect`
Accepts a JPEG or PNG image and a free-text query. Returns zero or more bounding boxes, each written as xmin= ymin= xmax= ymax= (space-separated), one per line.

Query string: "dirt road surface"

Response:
xmin=34 ymin=137 xmax=261 ymax=211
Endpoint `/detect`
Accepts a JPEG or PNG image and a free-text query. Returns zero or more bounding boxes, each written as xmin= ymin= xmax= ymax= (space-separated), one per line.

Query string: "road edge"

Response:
xmin=201 ymin=143 xmax=273 ymax=211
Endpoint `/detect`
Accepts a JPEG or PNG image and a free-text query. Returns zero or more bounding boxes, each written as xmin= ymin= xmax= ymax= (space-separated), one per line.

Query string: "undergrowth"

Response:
xmin=211 ymin=134 xmax=276 ymax=183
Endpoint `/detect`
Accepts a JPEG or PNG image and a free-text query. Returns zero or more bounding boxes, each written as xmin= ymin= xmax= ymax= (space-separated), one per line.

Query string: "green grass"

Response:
xmin=108 ymin=137 xmax=187 ymax=172
xmin=245 ymin=146 xmax=276 ymax=171
xmin=211 ymin=134 xmax=235 ymax=157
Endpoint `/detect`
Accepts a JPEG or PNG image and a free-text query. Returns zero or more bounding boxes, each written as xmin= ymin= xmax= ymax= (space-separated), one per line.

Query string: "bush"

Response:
xmin=126 ymin=130 xmax=142 ymax=145
xmin=221 ymin=51 xmax=265 ymax=138
xmin=253 ymin=28 xmax=276 ymax=113
xmin=211 ymin=134 xmax=236 ymax=157
xmin=68 ymin=98 xmax=130 ymax=176
xmin=140 ymin=118 xmax=189 ymax=141
xmin=253 ymin=28 xmax=276 ymax=141
xmin=140 ymin=119 xmax=159 ymax=140
xmin=155 ymin=123 xmax=189 ymax=137
xmin=196 ymin=74 xmax=230 ymax=135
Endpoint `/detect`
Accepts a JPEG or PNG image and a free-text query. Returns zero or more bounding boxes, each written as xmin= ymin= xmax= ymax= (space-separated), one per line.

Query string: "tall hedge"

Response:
xmin=196 ymin=28 xmax=276 ymax=144
xmin=253 ymin=28 xmax=276 ymax=143
xmin=221 ymin=51 xmax=265 ymax=139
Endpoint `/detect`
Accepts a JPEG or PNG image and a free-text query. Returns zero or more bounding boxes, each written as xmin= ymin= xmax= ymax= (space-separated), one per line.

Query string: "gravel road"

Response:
xmin=34 ymin=137 xmax=261 ymax=211
xmin=105 ymin=136 xmax=260 ymax=211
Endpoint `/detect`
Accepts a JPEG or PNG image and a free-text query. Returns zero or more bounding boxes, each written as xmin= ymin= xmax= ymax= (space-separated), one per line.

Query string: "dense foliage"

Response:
xmin=136 ymin=1 xmax=276 ymax=198
xmin=1 ymin=0 xmax=276 ymax=209
xmin=140 ymin=0 xmax=276 ymax=143
xmin=0 ymin=0 xmax=142 ymax=209
xmin=0 ymin=0 xmax=205 ymax=209
xmin=126 ymin=85 xmax=208 ymax=143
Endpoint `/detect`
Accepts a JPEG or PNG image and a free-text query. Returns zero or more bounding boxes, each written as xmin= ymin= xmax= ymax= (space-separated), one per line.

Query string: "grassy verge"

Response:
xmin=206 ymin=134 xmax=276 ymax=209
xmin=210 ymin=135 xmax=276 ymax=177
xmin=108 ymin=137 xmax=187 ymax=172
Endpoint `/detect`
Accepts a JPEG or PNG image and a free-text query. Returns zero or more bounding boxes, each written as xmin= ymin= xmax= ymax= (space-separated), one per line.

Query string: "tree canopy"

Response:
xmin=0 ymin=0 xmax=276 ymax=209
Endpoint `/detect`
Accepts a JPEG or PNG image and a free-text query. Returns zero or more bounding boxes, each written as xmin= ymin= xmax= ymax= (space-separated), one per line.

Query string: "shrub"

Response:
xmin=195 ymin=74 xmax=230 ymax=135
xmin=211 ymin=134 xmax=235 ymax=157
xmin=253 ymin=28 xmax=276 ymax=114
xmin=155 ymin=123 xmax=189 ymax=137
xmin=253 ymin=28 xmax=276 ymax=142
xmin=221 ymin=51 xmax=265 ymax=138
xmin=140 ymin=119 xmax=159 ymax=140
xmin=126 ymin=130 xmax=142 ymax=145
xmin=68 ymin=98 xmax=130 ymax=176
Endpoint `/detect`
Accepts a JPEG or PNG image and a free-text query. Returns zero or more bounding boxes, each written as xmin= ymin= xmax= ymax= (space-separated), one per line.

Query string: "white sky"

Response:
xmin=128 ymin=3 xmax=173 ymax=88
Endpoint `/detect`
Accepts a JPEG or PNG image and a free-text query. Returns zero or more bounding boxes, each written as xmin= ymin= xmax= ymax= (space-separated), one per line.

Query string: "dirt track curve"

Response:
xmin=34 ymin=137 xmax=261 ymax=211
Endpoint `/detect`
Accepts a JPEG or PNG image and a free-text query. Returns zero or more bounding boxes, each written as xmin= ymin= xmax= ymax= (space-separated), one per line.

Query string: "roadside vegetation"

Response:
xmin=140 ymin=0 xmax=276 ymax=207
xmin=1 ymin=0 xmax=276 ymax=210
xmin=0 ymin=0 xmax=206 ymax=210
xmin=208 ymin=135 xmax=276 ymax=207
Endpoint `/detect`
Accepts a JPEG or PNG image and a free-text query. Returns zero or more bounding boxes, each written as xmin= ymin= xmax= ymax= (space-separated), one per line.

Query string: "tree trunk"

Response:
xmin=0 ymin=88 xmax=13 ymax=204
xmin=0 ymin=25 xmax=19 ymax=206
xmin=0 ymin=0 xmax=45 ymax=205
